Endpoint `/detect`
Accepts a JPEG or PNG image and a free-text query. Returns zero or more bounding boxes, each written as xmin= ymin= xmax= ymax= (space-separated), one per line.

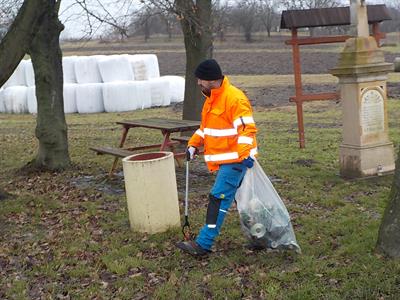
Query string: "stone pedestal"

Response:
xmin=331 ymin=36 xmax=395 ymax=178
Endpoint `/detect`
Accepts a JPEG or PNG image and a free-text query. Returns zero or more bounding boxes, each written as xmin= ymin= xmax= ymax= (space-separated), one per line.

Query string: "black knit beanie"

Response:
xmin=194 ymin=59 xmax=223 ymax=81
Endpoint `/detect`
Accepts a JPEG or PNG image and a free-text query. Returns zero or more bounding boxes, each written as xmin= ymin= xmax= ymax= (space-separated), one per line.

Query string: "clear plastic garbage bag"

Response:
xmin=236 ymin=160 xmax=301 ymax=252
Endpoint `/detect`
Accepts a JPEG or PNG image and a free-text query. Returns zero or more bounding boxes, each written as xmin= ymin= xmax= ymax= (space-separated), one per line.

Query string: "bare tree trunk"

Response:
xmin=376 ymin=148 xmax=400 ymax=258
xmin=244 ymin=30 xmax=252 ymax=43
xmin=28 ymin=1 xmax=70 ymax=170
xmin=218 ymin=29 xmax=225 ymax=42
xmin=160 ymin=15 xmax=173 ymax=41
xmin=0 ymin=0 xmax=48 ymax=87
xmin=165 ymin=21 xmax=172 ymax=41
xmin=0 ymin=0 xmax=69 ymax=171
xmin=168 ymin=28 xmax=172 ymax=41
xmin=144 ymin=19 xmax=150 ymax=42
xmin=176 ymin=0 xmax=213 ymax=121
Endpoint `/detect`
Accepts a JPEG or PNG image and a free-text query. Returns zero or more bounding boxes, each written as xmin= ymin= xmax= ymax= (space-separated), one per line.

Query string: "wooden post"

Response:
xmin=291 ymin=28 xmax=305 ymax=148
xmin=110 ymin=126 xmax=129 ymax=176
xmin=372 ymin=23 xmax=381 ymax=47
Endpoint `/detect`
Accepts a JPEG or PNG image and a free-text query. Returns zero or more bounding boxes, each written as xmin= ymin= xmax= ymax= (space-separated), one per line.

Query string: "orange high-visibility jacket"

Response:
xmin=188 ymin=76 xmax=258 ymax=172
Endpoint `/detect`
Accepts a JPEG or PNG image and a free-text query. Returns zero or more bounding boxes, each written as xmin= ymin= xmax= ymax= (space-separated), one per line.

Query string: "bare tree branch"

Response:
xmin=59 ymin=0 xmax=140 ymax=40
xmin=75 ymin=0 xmax=130 ymax=37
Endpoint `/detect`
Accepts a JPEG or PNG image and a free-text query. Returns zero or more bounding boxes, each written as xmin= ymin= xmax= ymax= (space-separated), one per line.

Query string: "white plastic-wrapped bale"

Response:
xmin=63 ymin=56 xmax=78 ymax=83
xmin=149 ymin=77 xmax=171 ymax=107
xmin=74 ymin=55 xmax=104 ymax=84
xmin=4 ymin=60 xmax=27 ymax=88
xmin=128 ymin=55 xmax=147 ymax=81
xmin=2 ymin=88 xmax=13 ymax=113
xmin=0 ymin=88 xmax=5 ymax=113
xmin=98 ymin=55 xmax=135 ymax=82
xmin=102 ymin=81 xmax=152 ymax=112
xmin=3 ymin=86 xmax=28 ymax=113
xmin=103 ymin=82 xmax=139 ymax=112
xmin=128 ymin=54 xmax=160 ymax=80
xmin=64 ymin=84 xmax=78 ymax=113
xmin=136 ymin=81 xmax=152 ymax=109
xmin=162 ymin=76 xmax=185 ymax=103
xmin=25 ymin=59 xmax=35 ymax=87
xmin=76 ymin=83 xmax=104 ymax=113
xmin=27 ymin=86 xmax=37 ymax=114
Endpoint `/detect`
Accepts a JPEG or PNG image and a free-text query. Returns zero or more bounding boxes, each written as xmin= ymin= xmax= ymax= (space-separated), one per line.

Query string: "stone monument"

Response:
xmin=331 ymin=0 xmax=395 ymax=178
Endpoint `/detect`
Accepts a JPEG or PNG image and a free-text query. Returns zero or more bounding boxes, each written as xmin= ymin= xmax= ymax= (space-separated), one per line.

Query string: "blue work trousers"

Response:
xmin=196 ymin=162 xmax=247 ymax=250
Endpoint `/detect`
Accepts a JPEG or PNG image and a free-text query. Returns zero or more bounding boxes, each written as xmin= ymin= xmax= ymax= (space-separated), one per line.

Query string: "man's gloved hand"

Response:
xmin=242 ymin=157 xmax=254 ymax=168
xmin=186 ymin=146 xmax=198 ymax=161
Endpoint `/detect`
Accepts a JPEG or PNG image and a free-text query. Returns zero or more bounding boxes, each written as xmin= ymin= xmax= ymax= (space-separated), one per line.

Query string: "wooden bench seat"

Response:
xmin=90 ymin=146 xmax=134 ymax=158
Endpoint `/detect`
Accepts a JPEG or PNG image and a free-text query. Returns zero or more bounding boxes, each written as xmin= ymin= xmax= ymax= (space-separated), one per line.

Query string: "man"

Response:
xmin=176 ymin=59 xmax=258 ymax=257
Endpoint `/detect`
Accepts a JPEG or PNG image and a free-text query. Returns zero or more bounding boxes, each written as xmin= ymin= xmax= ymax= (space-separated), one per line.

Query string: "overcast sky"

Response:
xmin=59 ymin=0 xmax=142 ymax=39
xmin=58 ymin=0 xmax=388 ymax=39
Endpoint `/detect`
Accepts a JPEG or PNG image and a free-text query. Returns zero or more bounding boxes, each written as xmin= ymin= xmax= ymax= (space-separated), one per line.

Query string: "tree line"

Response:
xmin=111 ymin=0 xmax=400 ymax=42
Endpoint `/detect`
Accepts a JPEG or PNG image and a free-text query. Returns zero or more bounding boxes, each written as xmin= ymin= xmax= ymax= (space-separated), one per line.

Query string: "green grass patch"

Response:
xmin=1 ymin=98 xmax=400 ymax=298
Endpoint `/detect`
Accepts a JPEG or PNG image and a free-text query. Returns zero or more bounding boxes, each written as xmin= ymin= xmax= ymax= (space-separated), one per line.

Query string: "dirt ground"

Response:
xmin=157 ymin=48 xmax=399 ymax=107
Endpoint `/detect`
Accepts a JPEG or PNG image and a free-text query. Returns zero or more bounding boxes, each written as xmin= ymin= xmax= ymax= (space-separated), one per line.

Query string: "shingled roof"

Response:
xmin=280 ymin=4 xmax=392 ymax=29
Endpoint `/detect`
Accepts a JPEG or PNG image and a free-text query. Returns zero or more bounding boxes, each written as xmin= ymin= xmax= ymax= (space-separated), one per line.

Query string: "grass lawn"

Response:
xmin=1 ymin=91 xmax=400 ymax=298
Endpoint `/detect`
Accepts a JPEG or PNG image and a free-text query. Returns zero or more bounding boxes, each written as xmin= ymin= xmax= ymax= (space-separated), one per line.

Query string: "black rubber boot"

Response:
xmin=176 ymin=241 xmax=210 ymax=257
xmin=244 ymin=243 xmax=265 ymax=251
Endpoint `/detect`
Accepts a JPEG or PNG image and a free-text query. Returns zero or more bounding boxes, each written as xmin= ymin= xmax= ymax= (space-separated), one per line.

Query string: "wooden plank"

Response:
xmin=90 ymin=146 xmax=134 ymax=158
xmin=117 ymin=118 xmax=200 ymax=131
xmin=124 ymin=143 xmax=164 ymax=151
xmin=289 ymin=92 xmax=340 ymax=102
xmin=285 ymin=35 xmax=350 ymax=46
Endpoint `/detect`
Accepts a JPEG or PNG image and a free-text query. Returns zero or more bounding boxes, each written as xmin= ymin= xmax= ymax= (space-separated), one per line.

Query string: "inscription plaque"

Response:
xmin=360 ymin=88 xmax=384 ymax=134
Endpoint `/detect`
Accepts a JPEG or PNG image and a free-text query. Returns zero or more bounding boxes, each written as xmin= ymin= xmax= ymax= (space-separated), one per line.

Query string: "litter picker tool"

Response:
xmin=182 ymin=159 xmax=192 ymax=240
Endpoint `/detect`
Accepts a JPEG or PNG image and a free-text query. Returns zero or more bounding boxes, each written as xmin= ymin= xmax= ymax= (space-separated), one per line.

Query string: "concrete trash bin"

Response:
xmin=122 ymin=151 xmax=181 ymax=234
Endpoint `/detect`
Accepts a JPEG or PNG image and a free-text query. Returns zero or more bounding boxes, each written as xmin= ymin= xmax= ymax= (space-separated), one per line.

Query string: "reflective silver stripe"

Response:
xmin=207 ymin=224 xmax=216 ymax=228
xmin=195 ymin=129 xmax=204 ymax=138
xmin=250 ymin=147 xmax=258 ymax=158
xmin=233 ymin=116 xmax=255 ymax=128
xmin=203 ymin=127 xmax=237 ymax=137
xmin=219 ymin=209 xmax=227 ymax=213
xmin=204 ymin=152 xmax=239 ymax=162
xmin=238 ymin=136 xmax=253 ymax=145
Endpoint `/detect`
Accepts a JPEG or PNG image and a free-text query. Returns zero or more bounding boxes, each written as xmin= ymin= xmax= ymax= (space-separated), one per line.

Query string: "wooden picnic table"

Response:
xmin=90 ymin=117 xmax=200 ymax=175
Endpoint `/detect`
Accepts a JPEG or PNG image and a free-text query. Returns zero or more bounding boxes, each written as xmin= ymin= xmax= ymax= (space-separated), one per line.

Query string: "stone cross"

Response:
xmin=350 ymin=0 xmax=369 ymax=37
